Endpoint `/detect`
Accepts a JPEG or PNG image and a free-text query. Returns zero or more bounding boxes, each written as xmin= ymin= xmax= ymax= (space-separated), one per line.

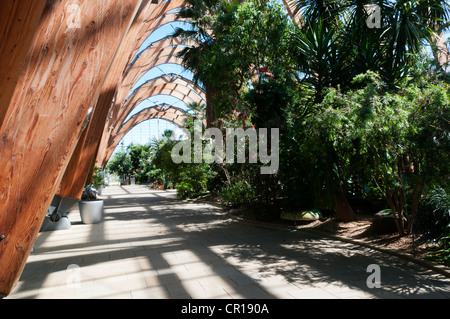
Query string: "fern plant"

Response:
xmin=425 ymin=187 xmax=450 ymax=265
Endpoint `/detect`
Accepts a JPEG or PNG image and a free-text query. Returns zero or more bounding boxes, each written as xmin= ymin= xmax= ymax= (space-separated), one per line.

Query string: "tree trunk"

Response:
xmin=205 ymin=83 xmax=218 ymax=128
xmin=334 ymin=188 xmax=355 ymax=222
xmin=406 ymin=182 xmax=425 ymax=235
xmin=392 ymin=208 xmax=406 ymax=236
xmin=386 ymin=191 xmax=406 ymax=236
xmin=430 ymin=30 xmax=449 ymax=72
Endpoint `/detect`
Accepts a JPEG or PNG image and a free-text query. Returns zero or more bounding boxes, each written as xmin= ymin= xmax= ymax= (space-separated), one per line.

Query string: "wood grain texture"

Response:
xmin=123 ymin=0 xmax=186 ymax=72
xmin=120 ymin=39 xmax=194 ymax=99
xmin=0 ymin=0 xmax=142 ymax=296
xmin=96 ymin=0 xmax=189 ymax=167
xmin=58 ymin=119 xmax=92 ymax=199
xmin=0 ymin=0 xmax=47 ymax=128
xmin=59 ymin=0 xmax=155 ymax=200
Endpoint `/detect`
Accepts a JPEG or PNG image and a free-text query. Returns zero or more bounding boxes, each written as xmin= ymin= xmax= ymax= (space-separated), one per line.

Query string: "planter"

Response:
xmin=78 ymin=199 xmax=104 ymax=224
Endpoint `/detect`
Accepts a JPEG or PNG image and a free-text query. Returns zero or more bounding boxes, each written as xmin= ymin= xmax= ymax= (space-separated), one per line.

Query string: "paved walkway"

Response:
xmin=7 ymin=185 xmax=450 ymax=299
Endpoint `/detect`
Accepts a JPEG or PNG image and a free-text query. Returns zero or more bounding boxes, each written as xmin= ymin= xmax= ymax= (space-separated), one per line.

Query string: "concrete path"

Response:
xmin=7 ymin=185 xmax=450 ymax=299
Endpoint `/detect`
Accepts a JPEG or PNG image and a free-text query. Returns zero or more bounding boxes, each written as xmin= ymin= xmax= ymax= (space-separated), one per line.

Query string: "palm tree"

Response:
xmin=291 ymin=19 xmax=343 ymax=102
xmin=290 ymin=0 xmax=450 ymax=89
xmin=419 ymin=0 xmax=450 ymax=73
xmin=172 ymin=0 xmax=241 ymax=128
xmin=291 ymin=0 xmax=345 ymax=25
xmin=288 ymin=0 xmax=449 ymax=222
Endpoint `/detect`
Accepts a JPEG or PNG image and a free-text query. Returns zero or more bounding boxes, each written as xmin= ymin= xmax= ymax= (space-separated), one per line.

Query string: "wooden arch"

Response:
xmin=95 ymin=74 xmax=205 ymax=167
xmin=110 ymin=75 xmax=205 ymax=135
xmin=0 ymin=0 xmax=145 ymax=296
xmin=122 ymin=39 xmax=196 ymax=94
xmin=125 ymin=2 xmax=187 ymax=69
xmin=1 ymin=0 xmax=448 ymax=298
xmin=0 ymin=0 xmax=195 ymax=296
xmin=108 ymin=39 xmax=199 ymax=133
xmin=124 ymin=11 xmax=192 ymax=75
xmin=101 ymin=105 xmax=191 ymax=167
xmin=96 ymin=0 xmax=191 ymax=145
xmin=96 ymin=2 xmax=204 ymax=172
xmin=0 ymin=0 xmax=207 ymax=297
xmin=117 ymin=13 xmax=198 ymax=104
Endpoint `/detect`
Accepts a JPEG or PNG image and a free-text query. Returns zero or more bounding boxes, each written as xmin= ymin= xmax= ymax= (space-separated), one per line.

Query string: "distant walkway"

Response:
xmin=7 ymin=185 xmax=450 ymax=299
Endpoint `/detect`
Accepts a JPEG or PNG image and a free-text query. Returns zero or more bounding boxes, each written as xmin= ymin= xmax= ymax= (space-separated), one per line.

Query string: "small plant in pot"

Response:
xmin=88 ymin=165 xmax=106 ymax=195
xmin=78 ymin=168 xmax=105 ymax=224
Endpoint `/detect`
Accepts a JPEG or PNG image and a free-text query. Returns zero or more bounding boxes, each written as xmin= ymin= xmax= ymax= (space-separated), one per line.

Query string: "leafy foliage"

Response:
xmin=290 ymin=0 xmax=450 ymax=93
xmin=426 ymin=224 xmax=450 ymax=266
xmin=106 ymin=0 xmax=450 ymax=239
xmin=219 ymin=179 xmax=255 ymax=208
xmin=175 ymin=0 xmax=294 ymax=123
xmin=416 ymin=186 xmax=450 ymax=241
xmin=86 ymin=165 xmax=105 ymax=190
xmin=106 ymin=150 xmax=132 ymax=180
xmin=308 ymin=72 xmax=450 ymax=233
xmin=176 ymin=162 xmax=213 ymax=199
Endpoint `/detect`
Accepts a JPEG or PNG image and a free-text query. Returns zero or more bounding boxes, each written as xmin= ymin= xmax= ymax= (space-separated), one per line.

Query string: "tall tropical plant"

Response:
xmin=173 ymin=0 xmax=241 ymax=127
xmin=290 ymin=0 xmax=450 ymax=92
xmin=174 ymin=0 xmax=294 ymax=125
xmin=291 ymin=19 xmax=343 ymax=102
xmin=291 ymin=0 xmax=345 ymax=26
xmin=106 ymin=150 xmax=132 ymax=181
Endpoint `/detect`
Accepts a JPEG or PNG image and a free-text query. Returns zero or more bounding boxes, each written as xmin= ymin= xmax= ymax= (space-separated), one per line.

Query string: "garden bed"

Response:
xmin=229 ymin=208 xmax=438 ymax=265
xmin=197 ymin=195 xmax=447 ymax=268
xmin=333 ymin=216 xmax=431 ymax=260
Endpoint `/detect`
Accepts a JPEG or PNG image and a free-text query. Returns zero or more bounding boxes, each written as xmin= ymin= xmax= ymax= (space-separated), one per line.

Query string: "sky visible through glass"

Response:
xmin=111 ymin=19 xmax=193 ymax=156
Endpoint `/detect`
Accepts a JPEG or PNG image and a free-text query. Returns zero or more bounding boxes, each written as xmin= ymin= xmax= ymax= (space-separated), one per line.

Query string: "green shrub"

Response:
xmin=176 ymin=181 xmax=196 ymax=199
xmin=219 ymin=180 xmax=255 ymax=208
xmin=416 ymin=186 xmax=450 ymax=241
xmin=426 ymin=225 xmax=450 ymax=266
xmin=175 ymin=163 xmax=212 ymax=199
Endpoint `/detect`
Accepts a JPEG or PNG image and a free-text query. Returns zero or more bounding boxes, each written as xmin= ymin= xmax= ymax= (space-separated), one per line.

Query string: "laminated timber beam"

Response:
xmin=0 ymin=0 xmax=143 ymax=297
xmin=124 ymin=0 xmax=186 ymax=71
xmin=58 ymin=0 xmax=155 ymax=201
xmin=104 ymin=37 xmax=198 ymax=147
xmin=121 ymin=40 xmax=196 ymax=97
xmin=96 ymin=78 xmax=206 ymax=167
xmin=111 ymin=77 xmax=205 ymax=135
xmin=95 ymin=0 xmax=188 ymax=167
xmin=111 ymin=0 xmax=186 ymax=107
xmin=101 ymin=105 xmax=190 ymax=166
xmin=97 ymin=80 xmax=205 ymax=166
xmin=0 ymin=0 xmax=47 ymax=128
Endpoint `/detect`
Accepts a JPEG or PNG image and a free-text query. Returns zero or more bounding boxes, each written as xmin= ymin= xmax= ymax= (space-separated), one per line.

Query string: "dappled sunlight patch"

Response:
xmin=176 ymin=219 xmax=229 ymax=233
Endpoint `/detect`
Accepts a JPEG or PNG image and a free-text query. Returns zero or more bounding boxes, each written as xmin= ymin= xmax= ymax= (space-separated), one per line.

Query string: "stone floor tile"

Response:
xmin=7 ymin=185 xmax=450 ymax=300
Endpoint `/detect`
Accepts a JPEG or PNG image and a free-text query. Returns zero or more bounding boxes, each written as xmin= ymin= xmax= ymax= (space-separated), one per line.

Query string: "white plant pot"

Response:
xmin=78 ymin=199 xmax=104 ymax=224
